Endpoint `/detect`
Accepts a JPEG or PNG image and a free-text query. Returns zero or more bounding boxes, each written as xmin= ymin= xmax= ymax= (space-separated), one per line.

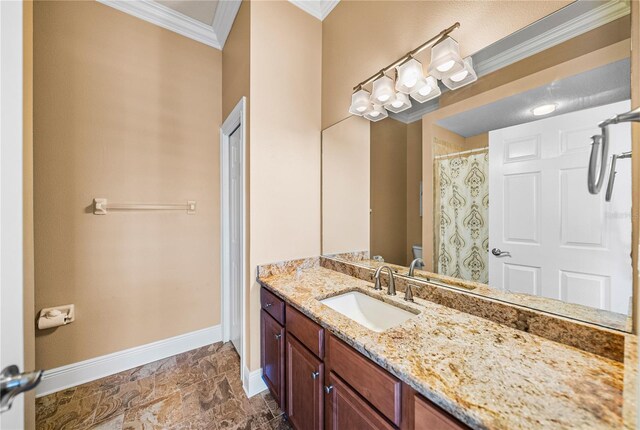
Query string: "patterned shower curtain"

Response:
xmin=435 ymin=151 xmax=489 ymax=284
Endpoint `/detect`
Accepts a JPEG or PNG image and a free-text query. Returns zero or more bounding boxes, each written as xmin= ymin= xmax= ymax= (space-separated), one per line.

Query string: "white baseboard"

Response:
xmin=243 ymin=365 xmax=267 ymax=398
xmin=36 ymin=325 xmax=222 ymax=397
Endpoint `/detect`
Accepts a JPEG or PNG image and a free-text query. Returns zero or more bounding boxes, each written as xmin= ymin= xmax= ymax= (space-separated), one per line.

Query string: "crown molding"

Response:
xmin=97 ymin=0 xmax=241 ymax=50
xmin=474 ymin=0 xmax=630 ymax=77
xmin=212 ymin=0 xmax=242 ymax=48
xmin=289 ymin=0 xmax=340 ymax=21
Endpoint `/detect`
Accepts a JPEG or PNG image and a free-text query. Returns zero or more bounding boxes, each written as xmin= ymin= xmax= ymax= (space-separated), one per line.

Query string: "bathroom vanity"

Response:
xmin=258 ymin=257 xmax=636 ymax=430
xmin=260 ymin=286 xmax=466 ymax=430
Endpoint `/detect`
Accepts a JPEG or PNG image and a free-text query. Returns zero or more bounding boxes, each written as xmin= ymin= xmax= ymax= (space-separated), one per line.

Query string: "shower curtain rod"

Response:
xmin=434 ymin=147 xmax=488 ymax=160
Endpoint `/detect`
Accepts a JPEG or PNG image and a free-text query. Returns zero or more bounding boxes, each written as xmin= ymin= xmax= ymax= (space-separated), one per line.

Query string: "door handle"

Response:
xmin=324 ymin=385 xmax=333 ymax=394
xmin=491 ymin=248 xmax=511 ymax=257
xmin=1 ymin=365 xmax=43 ymax=413
xmin=311 ymin=371 xmax=320 ymax=379
xmin=274 ymin=334 xmax=282 ymax=340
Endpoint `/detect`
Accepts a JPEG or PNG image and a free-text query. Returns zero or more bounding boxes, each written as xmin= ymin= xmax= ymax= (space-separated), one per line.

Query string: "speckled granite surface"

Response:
xmin=327 ymin=254 xmax=631 ymax=332
xmin=322 ymin=257 xmax=626 ymax=362
xmin=257 ymin=261 xmax=637 ymax=430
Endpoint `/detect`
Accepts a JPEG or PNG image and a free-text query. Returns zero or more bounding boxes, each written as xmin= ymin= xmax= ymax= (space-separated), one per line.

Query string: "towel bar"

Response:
xmin=93 ymin=198 xmax=196 ymax=215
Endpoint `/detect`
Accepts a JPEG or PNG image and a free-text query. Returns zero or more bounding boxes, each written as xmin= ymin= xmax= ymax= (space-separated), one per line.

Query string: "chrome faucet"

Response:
xmin=408 ymin=258 xmax=424 ymax=277
xmin=374 ymin=266 xmax=396 ymax=295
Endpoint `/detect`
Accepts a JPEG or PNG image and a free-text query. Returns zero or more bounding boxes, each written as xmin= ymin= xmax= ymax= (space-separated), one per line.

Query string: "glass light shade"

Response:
xmin=441 ymin=57 xmax=477 ymax=90
xmin=363 ymin=104 xmax=388 ymax=122
xmin=532 ymin=103 xmax=557 ymax=116
xmin=370 ymin=76 xmax=396 ymax=105
xmin=410 ymin=76 xmax=441 ymax=103
xmin=427 ymin=37 xmax=464 ymax=80
xmin=349 ymin=89 xmax=372 ymax=116
xmin=395 ymin=59 xmax=424 ymax=94
xmin=385 ymin=92 xmax=412 ymax=113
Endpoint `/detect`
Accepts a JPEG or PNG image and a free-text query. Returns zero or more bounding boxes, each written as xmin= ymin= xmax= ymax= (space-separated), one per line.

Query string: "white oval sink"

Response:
xmin=320 ymin=291 xmax=417 ymax=332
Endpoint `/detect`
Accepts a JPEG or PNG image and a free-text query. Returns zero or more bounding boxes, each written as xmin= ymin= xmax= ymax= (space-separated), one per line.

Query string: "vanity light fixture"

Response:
xmin=532 ymin=103 xmax=557 ymax=116
xmin=410 ymin=76 xmax=441 ymax=103
xmin=363 ymin=104 xmax=389 ymax=122
xmin=349 ymin=22 xmax=467 ymax=121
xmin=349 ymin=88 xmax=372 ymax=116
xmin=427 ymin=36 xmax=465 ymax=80
xmin=385 ymin=92 xmax=412 ymax=113
xmin=395 ymin=58 xmax=425 ymax=94
xmin=371 ymin=76 xmax=396 ymax=105
xmin=441 ymin=57 xmax=477 ymax=90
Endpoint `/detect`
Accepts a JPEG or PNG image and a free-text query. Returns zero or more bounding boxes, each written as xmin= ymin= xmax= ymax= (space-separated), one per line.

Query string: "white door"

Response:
xmin=229 ymin=126 xmax=242 ymax=353
xmin=489 ymin=100 xmax=632 ymax=314
xmin=1 ymin=2 xmax=42 ymax=427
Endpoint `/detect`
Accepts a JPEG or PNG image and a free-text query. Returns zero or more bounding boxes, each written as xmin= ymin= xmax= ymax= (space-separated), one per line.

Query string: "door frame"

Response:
xmin=1 ymin=0 xmax=25 ymax=428
xmin=220 ymin=97 xmax=247 ymax=389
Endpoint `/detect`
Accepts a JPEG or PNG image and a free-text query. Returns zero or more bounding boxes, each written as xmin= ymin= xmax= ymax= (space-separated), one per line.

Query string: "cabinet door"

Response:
xmin=326 ymin=372 xmax=395 ymax=430
xmin=286 ymin=335 xmax=323 ymax=430
xmin=261 ymin=309 xmax=285 ymax=409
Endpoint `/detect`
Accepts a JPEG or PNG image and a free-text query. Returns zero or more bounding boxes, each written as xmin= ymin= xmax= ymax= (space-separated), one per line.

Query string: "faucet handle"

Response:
xmin=404 ymin=284 xmax=414 ymax=302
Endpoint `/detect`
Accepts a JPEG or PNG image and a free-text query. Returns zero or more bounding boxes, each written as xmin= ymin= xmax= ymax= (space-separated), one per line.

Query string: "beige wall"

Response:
xmin=321 ymin=1 xmax=571 ymax=129
xmin=248 ymin=1 xmax=322 ymax=370
xmin=405 ymin=120 xmax=422 ymax=264
xmin=322 ymin=116 xmax=370 ymax=255
xmin=370 ymin=118 xmax=407 ymax=265
xmin=221 ymin=0 xmax=251 ymax=372
xmin=223 ymin=1 xmax=250 ymax=120
xmin=23 ymin=1 xmax=35 ymax=428
xmin=34 ymin=1 xmax=222 ymax=369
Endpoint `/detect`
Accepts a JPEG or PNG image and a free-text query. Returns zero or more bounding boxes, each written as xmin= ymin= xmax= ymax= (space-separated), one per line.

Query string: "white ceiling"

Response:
xmin=437 ymin=59 xmax=631 ymax=137
xmin=98 ymin=0 xmax=340 ymax=50
xmin=97 ymin=0 xmax=241 ymax=50
xmin=157 ymin=1 xmax=219 ymax=26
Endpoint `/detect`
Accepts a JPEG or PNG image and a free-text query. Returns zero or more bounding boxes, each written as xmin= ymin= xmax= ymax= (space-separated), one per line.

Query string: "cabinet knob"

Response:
xmin=274 ymin=334 xmax=282 ymax=340
xmin=324 ymin=385 xmax=333 ymax=394
xmin=265 ymin=303 xmax=273 ymax=308
xmin=311 ymin=371 xmax=319 ymax=379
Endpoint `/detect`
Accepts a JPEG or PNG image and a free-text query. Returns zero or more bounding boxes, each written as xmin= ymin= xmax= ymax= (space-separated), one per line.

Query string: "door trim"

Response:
xmin=220 ymin=97 xmax=247 ymax=393
xmin=0 ymin=0 xmax=25 ymax=427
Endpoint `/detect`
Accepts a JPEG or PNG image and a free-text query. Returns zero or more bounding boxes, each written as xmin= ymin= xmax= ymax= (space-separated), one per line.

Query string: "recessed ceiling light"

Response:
xmin=532 ymin=104 xmax=557 ymax=116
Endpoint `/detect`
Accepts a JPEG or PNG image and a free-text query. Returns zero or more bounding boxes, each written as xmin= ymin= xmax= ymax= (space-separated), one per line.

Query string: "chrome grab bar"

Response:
xmin=588 ymin=107 xmax=640 ymax=195
xmin=605 ymin=151 xmax=632 ymax=202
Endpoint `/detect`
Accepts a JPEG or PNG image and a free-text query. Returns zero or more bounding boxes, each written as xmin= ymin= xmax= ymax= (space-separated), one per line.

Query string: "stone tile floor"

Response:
xmin=36 ymin=342 xmax=292 ymax=430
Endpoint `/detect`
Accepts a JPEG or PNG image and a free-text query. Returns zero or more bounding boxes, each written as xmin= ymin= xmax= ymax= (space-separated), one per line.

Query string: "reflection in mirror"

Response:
xmin=321 ymin=1 xmax=634 ymax=332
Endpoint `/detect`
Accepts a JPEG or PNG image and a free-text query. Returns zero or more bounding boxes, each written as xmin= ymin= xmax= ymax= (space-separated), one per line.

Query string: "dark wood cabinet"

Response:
xmin=261 ymin=309 xmax=285 ymax=410
xmin=326 ymin=372 xmax=395 ymax=430
xmin=413 ymin=392 xmax=468 ymax=430
xmin=286 ymin=334 xmax=324 ymax=430
xmin=326 ymin=334 xmax=401 ymax=426
xmin=259 ymin=287 xmax=467 ymax=430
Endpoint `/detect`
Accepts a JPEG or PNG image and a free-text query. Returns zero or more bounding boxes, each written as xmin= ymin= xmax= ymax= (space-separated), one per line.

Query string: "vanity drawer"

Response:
xmin=286 ymin=304 xmax=324 ymax=359
xmin=326 ymin=334 xmax=401 ymax=426
xmin=414 ymin=393 xmax=467 ymax=430
xmin=261 ymin=287 xmax=285 ymax=325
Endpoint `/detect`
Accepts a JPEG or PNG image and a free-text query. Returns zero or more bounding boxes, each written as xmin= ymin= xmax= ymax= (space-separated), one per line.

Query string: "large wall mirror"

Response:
xmin=321 ymin=0 xmax=635 ymax=332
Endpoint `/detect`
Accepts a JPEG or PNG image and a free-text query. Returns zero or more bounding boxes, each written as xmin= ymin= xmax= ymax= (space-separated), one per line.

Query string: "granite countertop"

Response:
xmin=257 ymin=264 xmax=636 ymax=430
xmin=330 ymin=255 xmax=630 ymax=331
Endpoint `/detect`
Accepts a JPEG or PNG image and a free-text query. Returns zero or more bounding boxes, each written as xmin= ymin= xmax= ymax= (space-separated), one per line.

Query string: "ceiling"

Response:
xmin=98 ymin=0 xmax=340 ymax=50
xmin=157 ymin=1 xmax=219 ymax=26
xmin=436 ymin=59 xmax=631 ymax=137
